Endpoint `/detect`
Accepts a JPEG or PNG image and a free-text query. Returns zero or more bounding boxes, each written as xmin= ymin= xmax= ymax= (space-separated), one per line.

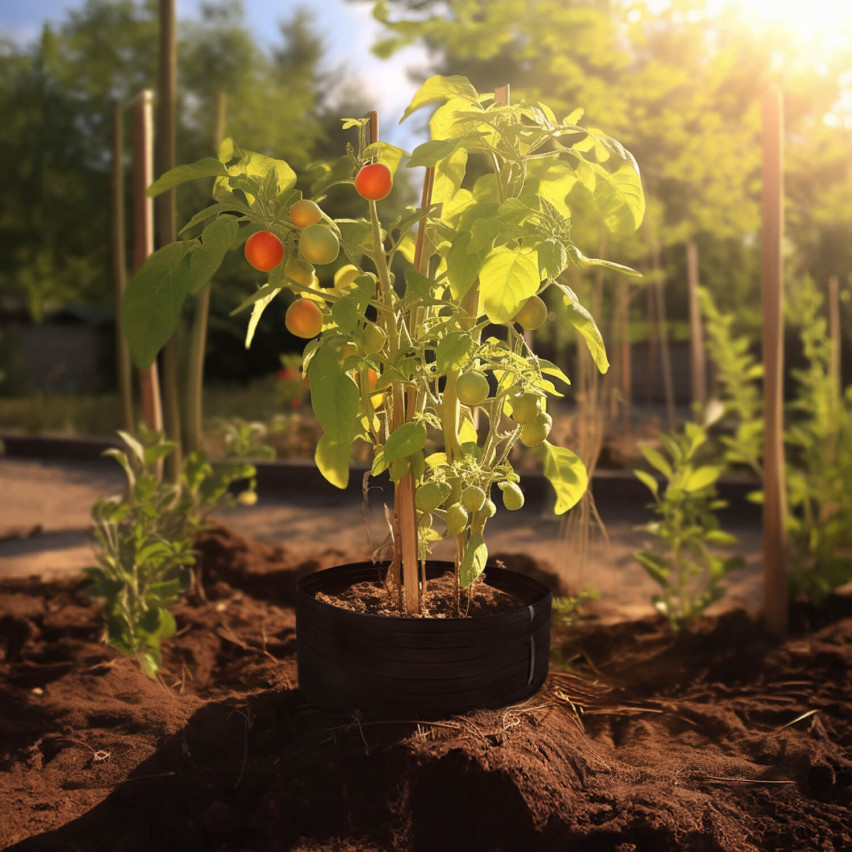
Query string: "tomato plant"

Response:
xmin=123 ymin=76 xmax=645 ymax=615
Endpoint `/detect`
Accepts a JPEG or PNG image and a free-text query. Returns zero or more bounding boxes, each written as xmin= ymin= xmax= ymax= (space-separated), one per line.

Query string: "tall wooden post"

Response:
xmin=131 ymin=92 xmax=163 ymax=436
xmin=111 ymin=102 xmax=134 ymax=433
xmin=828 ymin=275 xmax=841 ymax=402
xmin=185 ymin=91 xmax=227 ymax=453
xmin=686 ymin=241 xmax=707 ymax=409
xmin=156 ymin=0 xmax=181 ymax=479
xmin=761 ymin=87 xmax=788 ymax=639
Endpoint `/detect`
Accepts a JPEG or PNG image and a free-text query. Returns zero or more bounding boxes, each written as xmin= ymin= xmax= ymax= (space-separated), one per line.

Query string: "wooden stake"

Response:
xmin=649 ymin=231 xmax=676 ymax=430
xmin=111 ymin=101 xmax=134 ymax=433
xmin=760 ymin=86 xmax=788 ymax=639
xmin=131 ymin=91 xmax=163 ymax=437
xmin=185 ymin=91 xmax=226 ymax=454
xmin=828 ymin=275 xmax=841 ymax=403
xmin=156 ymin=0 xmax=181 ymax=480
xmin=686 ymin=240 xmax=707 ymax=409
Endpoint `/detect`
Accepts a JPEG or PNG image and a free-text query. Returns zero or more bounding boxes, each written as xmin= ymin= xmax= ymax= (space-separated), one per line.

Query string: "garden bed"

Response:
xmin=1 ymin=523 xmax=850 ymax=851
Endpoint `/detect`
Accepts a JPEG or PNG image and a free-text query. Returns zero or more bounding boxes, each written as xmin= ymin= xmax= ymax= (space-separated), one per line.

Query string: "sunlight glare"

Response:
xmin=708 ymin=0 xmax=852 ymax=54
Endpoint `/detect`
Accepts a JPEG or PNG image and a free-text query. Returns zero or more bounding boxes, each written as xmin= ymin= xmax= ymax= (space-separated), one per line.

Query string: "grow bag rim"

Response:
xmin=297 ymin=560 xmax=552 ymax=624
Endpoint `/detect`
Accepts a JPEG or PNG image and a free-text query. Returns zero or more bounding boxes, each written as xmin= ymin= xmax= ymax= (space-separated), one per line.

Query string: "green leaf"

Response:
xmin=704 ymin=529 xmax=739 ymax=546
xmin=459 ymin=531 xmax=488 ymax=587
xmin=556 ymin=287 xmax=609 ymax=373
xmin=400 ymin=74 xmax=479 ymax=124
xmin=147 ymin=158 xmax=229 ymax=197
xmin=581 ymin=255 xmax=643 ymax=279
xmin=245 ymin=287 xmax=282 ymax=349
xmin=407 ymin=137 xmax=465 ymax=169
xmin=215 ymin=141 xmax=296 ymax=205
xmin=332 ymin=292 xmax=368 ymax=334
xmin=308 ymin=348 xmax=360 ymax=441
xmin=315 ymin=432 xmax=353 ymax=489
xmin=445 ymin=232 xmax=482 ymax=300
xmin=683 ymin=465 xmax=724 ymax=493
xmin=404 ymin=269 xmax=436 ymax=302
xmin=479 ymin=247 xmax=540 ymax=324
xmin=432 ymin=147 xmax=468 ymax=208
xmin=524 ymin=159 xmax=577 ymax=219
xmin=436 ymin=332 xmax=475 ymax=373
xmin=538 ymin=359 xmax=572 ymax=388
xmin=122 ymin=242 xmax=195 ymax=368
xmin=230 ymin=280 xmax=282 ymax=317
xmin=636 ymin=550 xmax=671 ymax=585
xmin=540 ymin=442 xmax=588 ymax=515
xmin=634 ymin=469 xmax=660 ymax=496
xmin=188 ymin=217 xmax=239 ymax=294
xmin=640 ymin=446 xmax=673 ymax=480
xmin=383 ymin=421 xmax=428 ymax=465
xmin=363 ymin=141 xmax=407 ymax=172
xmin=336 ymin=219 xmax=373 ymax=256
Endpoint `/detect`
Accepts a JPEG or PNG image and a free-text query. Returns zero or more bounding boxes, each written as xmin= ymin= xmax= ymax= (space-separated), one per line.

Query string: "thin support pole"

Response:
xmin=131 ymin=91 xmax=163 ymax=438
xmin=686 ymin=240 xmax=707 ymax=410
xmin=156 ymin=0 xmax=181 ymax=480
xmin=111 ymin=102 xmax=134 ymax=433
xmin=760 ymin=86 xmax=788 ymax=639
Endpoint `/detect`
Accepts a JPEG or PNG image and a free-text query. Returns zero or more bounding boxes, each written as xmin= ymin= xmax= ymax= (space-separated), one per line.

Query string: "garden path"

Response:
xmin=0 ymin=456 xmax=764 ymax=623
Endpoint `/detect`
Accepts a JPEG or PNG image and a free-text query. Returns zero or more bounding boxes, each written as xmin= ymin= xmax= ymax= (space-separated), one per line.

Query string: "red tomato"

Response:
xmin=245 ymin=231 xmax=284 ymax=272
xmin=355 ymin=163 xmax=393 ymax=201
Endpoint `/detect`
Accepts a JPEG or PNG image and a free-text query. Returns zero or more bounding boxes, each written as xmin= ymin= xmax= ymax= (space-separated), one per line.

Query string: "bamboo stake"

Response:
xmin=131 ymin=91 xmax=163 ymax=437
xmin=760 ymin=86 xmax=788 ymax=639
xmin=156 ymin=0 xmax=181 ymax=480
xmin=686 ymin=240 xmax=707 ymax=409
xmin=111 ymin=102 xmax=134 ymax=433
xmin=185 ymin=91 xmax=227 ymax=454
xmin=365 ymin=109 xmax=419 ymax=614
xmin=648 ymin=234 xmax=676 ymax=431
xmin=621 ymin=281 xmax=633 ymax=432
xmin=828 ymin=275 xmax=841 ymax=403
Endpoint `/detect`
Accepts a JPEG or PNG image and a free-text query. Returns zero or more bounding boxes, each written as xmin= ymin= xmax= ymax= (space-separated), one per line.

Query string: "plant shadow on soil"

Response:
xmin=1 ymin=522 xmax=851 ymax=852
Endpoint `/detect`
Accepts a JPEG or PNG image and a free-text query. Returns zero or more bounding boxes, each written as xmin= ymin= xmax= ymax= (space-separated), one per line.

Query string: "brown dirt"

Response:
xmin=1 ymin=522 xmax=851 ymax=852
xmin=316 ymin=571 xmax=526 ymax=618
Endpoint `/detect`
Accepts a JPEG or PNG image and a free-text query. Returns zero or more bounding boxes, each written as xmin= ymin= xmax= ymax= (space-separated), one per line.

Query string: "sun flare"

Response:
xmin=708 ymin=0 xmax=852 ymax=53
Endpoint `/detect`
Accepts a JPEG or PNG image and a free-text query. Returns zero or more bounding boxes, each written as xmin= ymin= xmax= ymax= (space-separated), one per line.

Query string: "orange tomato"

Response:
xmin=355 ymin=163 xmax=393 ymax=201
xmin=285 ymin=299 xmax=323 ymax=339
xmin=245 ymin=231 xmax=284 ymax=272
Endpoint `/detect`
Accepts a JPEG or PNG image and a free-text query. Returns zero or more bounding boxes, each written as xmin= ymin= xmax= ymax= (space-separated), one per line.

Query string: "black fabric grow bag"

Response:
xmin=295 ymin=561 xmax=552 ymax=717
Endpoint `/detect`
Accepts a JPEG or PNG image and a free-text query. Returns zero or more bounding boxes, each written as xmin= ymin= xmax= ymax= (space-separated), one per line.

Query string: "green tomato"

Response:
xmin=456 ymin=371 xmax=490 ymax=406
xmin=445 ymin=503 xmax=468 ymax=536
xmin=520 ymin=411 xmax=553 ymax=447
xmin=461 ymin=485 xmax=486 ymax=513
xmin=360 ymin=323 xmax=386 ymax=355
xmin=513 ymin=294 xmax=548 ymax=330
xmin=501 ymin=482 xmax=525 ymax=511
xmin=510 ymin=392 xmax=542 ymax=425
xmin=415 ymin=481 xmax=451 ymax=512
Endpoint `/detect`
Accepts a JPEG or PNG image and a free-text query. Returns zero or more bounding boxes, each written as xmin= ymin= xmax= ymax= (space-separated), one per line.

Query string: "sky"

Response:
xmin=0 ymin=0 xmax=430 ymax=148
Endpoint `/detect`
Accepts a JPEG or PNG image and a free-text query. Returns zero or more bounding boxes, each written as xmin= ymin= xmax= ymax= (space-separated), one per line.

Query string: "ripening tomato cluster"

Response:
xmin=244 ymin=162 xmax=395 ymax=341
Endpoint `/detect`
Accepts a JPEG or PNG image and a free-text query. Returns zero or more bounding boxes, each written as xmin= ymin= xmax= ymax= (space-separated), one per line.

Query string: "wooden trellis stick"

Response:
xmin=186 ymin=91 xmax=227 ymax=453
xmin=131 ymin=91 xmax=163 ymax=438
xmin=686 ymin=240 xmax=707 ymax=409
xmin=156 ymin=0 xmax=181 ymax=480
xmin=111 ymin=102 xmax=134 ymax=433
xmin=760 ymin=86 xmax=788 ymax=639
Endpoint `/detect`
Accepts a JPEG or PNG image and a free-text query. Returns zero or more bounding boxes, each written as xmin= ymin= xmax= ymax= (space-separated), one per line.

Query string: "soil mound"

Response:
xmin=1 ymin=524 xmax=850 ymax=851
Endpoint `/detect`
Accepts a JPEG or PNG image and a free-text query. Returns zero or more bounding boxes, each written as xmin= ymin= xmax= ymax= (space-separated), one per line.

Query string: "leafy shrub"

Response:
xmin=86 ymin=428 xmax=257 ymax=676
